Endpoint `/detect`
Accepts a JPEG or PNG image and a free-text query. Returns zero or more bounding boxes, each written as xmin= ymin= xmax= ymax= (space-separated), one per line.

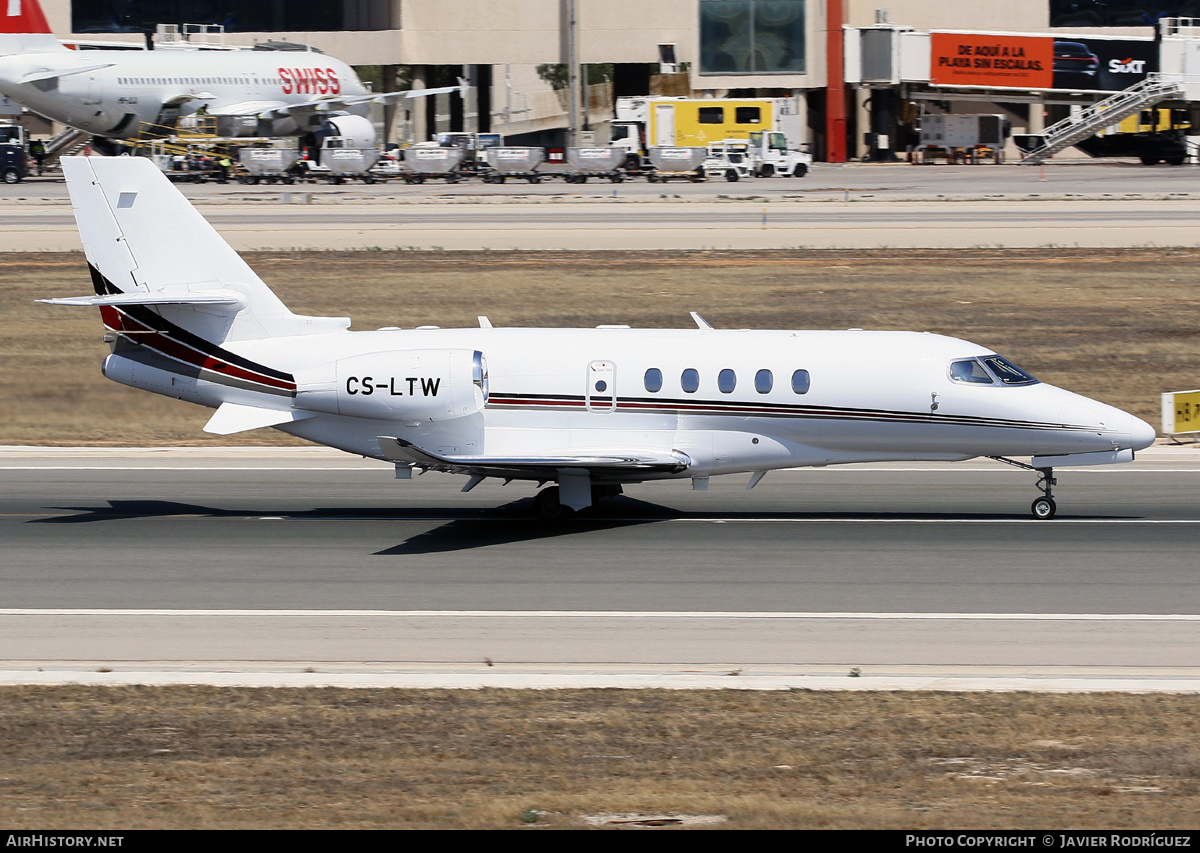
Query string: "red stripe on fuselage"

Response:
xmin=103 ymin=307 xmax=295 ymax=391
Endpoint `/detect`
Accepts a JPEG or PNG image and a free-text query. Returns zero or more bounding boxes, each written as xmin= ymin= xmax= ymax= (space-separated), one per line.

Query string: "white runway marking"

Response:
xmin=2 ymin=609 xmax=1197 ymax=620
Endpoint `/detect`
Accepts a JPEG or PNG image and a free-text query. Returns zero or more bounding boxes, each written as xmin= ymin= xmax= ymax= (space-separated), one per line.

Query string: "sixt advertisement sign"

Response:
xmin=1054 ymin=37 xmax=1158 ymax=90
xmin=930 ymin=32 xmax=1157 ymax=91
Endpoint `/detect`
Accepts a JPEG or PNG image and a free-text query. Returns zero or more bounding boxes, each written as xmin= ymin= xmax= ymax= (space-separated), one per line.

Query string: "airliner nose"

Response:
xmin=1130 ymin=415 xmax=1156 ymax=451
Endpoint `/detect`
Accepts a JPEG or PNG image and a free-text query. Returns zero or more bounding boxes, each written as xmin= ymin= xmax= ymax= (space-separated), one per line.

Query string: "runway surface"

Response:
xmin=2 ymin=446 xmax=1198 ymax=690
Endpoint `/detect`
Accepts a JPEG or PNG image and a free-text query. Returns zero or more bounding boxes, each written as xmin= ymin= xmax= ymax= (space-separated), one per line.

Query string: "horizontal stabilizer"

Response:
xmin=39 ymin=289 xmax=246 ymax=308
xmin=20 ymin=62 xmax=113 ymax=83
xmin=1032 ymin=449 xmax=1135 ymax=468
xmin=377 ymin=436 xmax=691 ymax=479
xmin=203 ymin=402 xmax=314 ymax=436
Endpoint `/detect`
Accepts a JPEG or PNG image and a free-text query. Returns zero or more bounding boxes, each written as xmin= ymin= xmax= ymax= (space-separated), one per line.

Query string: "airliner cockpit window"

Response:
xmin=949 ymin=358 xmax=995 ymax=384
xmin=981 ymin=356 xmax=1039 ymax=386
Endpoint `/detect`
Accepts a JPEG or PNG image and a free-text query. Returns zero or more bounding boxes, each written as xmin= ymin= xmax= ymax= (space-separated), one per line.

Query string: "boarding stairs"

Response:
xmin=40 ymin=127 xmax=90 ymax=169
xmin=1020 ymin=73 xmax=1186 ymax=164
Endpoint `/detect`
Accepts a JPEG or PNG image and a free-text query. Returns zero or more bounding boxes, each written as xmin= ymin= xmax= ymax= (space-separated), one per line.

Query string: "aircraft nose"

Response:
xmin=1130 ymin=415 xmax=1157 ymax=451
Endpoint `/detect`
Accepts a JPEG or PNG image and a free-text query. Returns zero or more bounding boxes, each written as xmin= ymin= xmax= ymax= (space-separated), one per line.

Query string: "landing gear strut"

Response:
xmin=1031 ymin=468 xmax=1057 ymax=520
xmin=532 ymin=483 xmax=623 ymax=521
xmin=989 ymin=457 xmax=1057 ymax=519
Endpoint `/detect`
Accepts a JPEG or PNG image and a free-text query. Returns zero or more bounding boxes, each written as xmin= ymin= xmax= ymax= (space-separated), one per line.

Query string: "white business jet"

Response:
xmin=42 ymin=156 xmax=1156 ymax=520
xmin=0 ymin=0 xmax=462 ymax=145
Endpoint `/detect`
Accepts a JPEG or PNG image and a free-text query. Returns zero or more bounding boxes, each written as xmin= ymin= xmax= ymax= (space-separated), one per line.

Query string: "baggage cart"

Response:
xmin=400 ymin=146 xmax=466 ymax=184
xmin=646 ymin=147 xmax=707 ymax=182
xmin=237 ymin=147 xmax=301 ymax=184
xmin=562 ymin=147 xmax=626 ymax=183
xmin=481 ymin=147 xmax=545 ymax=184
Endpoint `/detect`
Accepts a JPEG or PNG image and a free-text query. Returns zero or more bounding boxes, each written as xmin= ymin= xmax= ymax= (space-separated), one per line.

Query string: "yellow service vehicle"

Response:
xmin=611 ymin=96 xmax=805 ymax=170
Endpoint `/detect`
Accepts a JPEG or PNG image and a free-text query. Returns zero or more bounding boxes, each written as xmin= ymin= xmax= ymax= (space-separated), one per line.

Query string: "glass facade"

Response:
xmin=1050 ymin=0 xmax=1200 ymax=26
xmin=699 ymin=0 xmax=806 ymax=75
xmin=72 ymin=1 xmax=393 ymax=33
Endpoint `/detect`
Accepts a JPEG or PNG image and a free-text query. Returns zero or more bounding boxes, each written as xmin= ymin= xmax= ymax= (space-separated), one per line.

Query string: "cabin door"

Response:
xmin=585 ymin=360 xmax=616 ymax=413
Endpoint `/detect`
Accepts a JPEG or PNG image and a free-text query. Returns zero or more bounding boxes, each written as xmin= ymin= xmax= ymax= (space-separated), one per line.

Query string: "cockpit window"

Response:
xmin=981 ymin=355 xmax=1039 ymax=386
xmin=949 ymin=358 xmax=995 ymax=384
xmin=949 ymin=356 xmax=1040 ymax=386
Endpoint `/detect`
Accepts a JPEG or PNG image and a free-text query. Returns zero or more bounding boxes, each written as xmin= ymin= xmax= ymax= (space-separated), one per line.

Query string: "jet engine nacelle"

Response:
xmin=294 ymin=349 xmax=488 ymax=422
xmin=322 ymin=114 xmax=376 ymax=150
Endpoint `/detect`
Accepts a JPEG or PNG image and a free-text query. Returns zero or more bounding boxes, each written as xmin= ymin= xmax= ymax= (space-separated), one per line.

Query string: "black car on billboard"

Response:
xmin=1053 ymin=40 xmax=1101 ymax=88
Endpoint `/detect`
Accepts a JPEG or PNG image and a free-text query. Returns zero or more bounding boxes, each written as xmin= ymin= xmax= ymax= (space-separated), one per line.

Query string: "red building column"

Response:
xmin=825 ymin=0 xmax=848 ymax=163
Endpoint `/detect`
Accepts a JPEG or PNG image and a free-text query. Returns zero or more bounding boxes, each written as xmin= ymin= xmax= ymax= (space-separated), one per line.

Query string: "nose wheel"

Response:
xmin=1031 ymin=468 xmax=1057 ymax=519
xmin=989 ymin=457 xmax=1059 ymax=519
xmin=1032 ymin=496 xmax=1056 ymax=519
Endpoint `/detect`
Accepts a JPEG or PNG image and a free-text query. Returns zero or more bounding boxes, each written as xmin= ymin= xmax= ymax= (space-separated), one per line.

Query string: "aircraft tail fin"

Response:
xmin=58 ymin=155 xmax=349 ymax=346
xmin=0 ymin=0 xmax=67 ymax=54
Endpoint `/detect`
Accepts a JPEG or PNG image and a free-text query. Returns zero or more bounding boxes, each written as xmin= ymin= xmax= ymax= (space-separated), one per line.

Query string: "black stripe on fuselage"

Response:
xmin=90 ymin=262 xmax=295 ymax=387
xmin=486 ymin=392 xmax=1104 ymax=434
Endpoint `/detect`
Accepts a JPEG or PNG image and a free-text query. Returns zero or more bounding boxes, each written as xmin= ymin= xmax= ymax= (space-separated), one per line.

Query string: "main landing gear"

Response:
xmin=989 ymin=457 xmax=1057 ymax=519
xmin=532 ymin=484 xmax=623 ymax=521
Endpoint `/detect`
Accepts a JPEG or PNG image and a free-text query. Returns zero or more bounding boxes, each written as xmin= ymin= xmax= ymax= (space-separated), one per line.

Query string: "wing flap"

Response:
xmin=377 ymin=436 xmax=691 ymax=479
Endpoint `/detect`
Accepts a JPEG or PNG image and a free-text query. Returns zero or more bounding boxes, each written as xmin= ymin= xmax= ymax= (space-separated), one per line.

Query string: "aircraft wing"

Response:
xmin=248 ymin=79 xmax=468 ymax=120
xmin=377 ymin=436 xmax=692 ymax=479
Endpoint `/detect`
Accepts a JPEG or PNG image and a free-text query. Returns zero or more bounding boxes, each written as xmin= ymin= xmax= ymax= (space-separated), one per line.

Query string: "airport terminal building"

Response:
xmin=36 ymin=1 xmax=1181 ymax=159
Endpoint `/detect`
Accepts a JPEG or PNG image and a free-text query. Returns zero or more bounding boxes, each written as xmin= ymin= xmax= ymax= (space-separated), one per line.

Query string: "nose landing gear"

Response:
xmin=1031 ymin=468 xmax=1057 ymax=520
xmin=989 ymin=457 xmax=1058 ymax=519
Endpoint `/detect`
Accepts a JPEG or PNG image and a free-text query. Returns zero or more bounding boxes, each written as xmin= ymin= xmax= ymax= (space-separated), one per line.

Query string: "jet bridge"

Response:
xmin=844 ymin=17 xmax=1200 ymax=162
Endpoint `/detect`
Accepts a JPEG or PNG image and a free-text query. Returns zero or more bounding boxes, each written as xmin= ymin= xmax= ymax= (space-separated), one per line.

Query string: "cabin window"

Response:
xmin=644 ymin=368 xmax=663 ymax=393
xmin=698 ymin=107 xmax=725 ymax=124
xmin=949 ymin=359 xmax=995 ymax=385
xmin=718 ymin=369 xmax=736 ymax=393
xmin=681 ymin=368 xmax=699 ymax=393
xmin=981 ymin=356 xmax=1039 ymax=386
xmin=791 ymin=369 xmax=810 ymax=394
xmin=736 ymin=107 xmax=762 ymax=124
xmin=755 ymin=369 xmax=773 ymax=394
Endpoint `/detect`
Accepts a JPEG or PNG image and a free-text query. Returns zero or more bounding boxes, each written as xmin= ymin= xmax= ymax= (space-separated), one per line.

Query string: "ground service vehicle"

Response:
xmin=611 ymin=96 xmax=806 ymax=172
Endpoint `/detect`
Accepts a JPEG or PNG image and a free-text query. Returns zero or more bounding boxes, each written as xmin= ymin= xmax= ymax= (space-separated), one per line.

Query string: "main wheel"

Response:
xmin=1031 ymin=497 xmax=1056 ymax=519
xmin=533 ymin=486 xmax=574 ymax=521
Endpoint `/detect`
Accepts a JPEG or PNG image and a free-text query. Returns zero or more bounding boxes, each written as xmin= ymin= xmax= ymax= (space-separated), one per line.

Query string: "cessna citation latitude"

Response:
xmin=0 ymin=0 xmax=462 ymax=145
xmin=43 ymin=157 xmax=1156 ymax=520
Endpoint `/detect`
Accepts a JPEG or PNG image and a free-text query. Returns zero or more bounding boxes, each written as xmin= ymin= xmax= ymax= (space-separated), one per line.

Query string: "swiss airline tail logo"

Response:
xmin=3 ymin=0 xmax=53 ymax=35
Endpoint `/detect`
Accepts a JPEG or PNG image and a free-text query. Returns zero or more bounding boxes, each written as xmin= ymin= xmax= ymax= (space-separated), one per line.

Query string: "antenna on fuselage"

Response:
xmin=689 ymin=312 xmax=714 ymax=330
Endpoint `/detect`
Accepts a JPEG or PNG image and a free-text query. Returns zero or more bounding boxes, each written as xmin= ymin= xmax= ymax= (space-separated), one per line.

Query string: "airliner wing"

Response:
xmin=207 ymin=78 xmax=466 ymax=121
xmin=207 ymin=100 xmax=296 ymax=117
xmin=377 ymin=436 xmax=692 ymax=479
xmin=251 ymin=80 xmax=468 ymax=120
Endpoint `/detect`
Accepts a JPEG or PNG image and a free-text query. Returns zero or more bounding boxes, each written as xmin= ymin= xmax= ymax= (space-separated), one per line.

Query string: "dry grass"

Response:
xmin=4 ymin=247 xmax=1199 ymax=445
xmin=0 ymin=687 xmax=1198 ymax=829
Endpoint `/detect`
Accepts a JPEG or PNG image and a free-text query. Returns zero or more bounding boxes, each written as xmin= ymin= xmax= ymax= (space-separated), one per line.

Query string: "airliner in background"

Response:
xmin=0 ymin=0 xmax=462 ymax=148
xmin=42 ymin=156 xmax=1157 ymax=520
